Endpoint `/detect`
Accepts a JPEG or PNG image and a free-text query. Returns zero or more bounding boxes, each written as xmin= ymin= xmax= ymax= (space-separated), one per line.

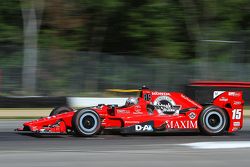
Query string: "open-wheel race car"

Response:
xmin=17 ymin=86 xmax=244 ymax=136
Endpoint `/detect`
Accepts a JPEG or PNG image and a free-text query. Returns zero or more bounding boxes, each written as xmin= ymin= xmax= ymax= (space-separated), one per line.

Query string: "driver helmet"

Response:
xmin=125 ymin=97 xmax=138 ymax=106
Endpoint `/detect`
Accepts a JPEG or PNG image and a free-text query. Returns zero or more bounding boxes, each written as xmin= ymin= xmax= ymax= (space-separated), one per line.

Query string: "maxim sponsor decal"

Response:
xmin=165 ymin=120 xmax=197 ymax=129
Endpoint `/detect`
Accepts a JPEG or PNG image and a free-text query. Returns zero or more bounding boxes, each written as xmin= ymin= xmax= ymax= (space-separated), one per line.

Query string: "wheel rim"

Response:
xmin=82 ymin=116 xmax=95 ymax=129
xmin=205 ymin=111 xmax=223 ymax=131
xmin=79 ymin=112 xmax=98 ymax=134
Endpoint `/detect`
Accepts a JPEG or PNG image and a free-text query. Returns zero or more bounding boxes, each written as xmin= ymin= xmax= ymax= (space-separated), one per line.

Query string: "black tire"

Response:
xmin=198 ymin=105 xmax=228 ymax=135
xmin=72 ymin=109 xmax=101 ymax=136
xmin=49 ymin=106 xmax=73 ymax=116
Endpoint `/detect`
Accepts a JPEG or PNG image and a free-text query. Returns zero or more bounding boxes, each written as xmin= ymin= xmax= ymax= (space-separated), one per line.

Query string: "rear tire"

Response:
xmin=49 ymin=106 xmax=73 ymax=116
xmin=198 ymin=105 xmax=228 ymax=135
xmin=72 ymin=109 xmax=101 ymax=137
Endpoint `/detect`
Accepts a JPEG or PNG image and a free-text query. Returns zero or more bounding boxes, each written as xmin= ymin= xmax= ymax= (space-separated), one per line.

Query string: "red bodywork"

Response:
xmin=18 ymin=89 xmax=244 ymax=134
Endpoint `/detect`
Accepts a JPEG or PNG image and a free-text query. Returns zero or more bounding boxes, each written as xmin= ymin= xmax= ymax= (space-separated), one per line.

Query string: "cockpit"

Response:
xmin=125 ymin=97 xmax=138 ymax=107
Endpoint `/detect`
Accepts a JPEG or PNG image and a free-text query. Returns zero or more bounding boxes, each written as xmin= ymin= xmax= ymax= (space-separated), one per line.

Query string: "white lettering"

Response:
xmin=219 ymin=97 xmax=228 ymax=102
xmin=233 ymin=122 xmax=241 ymax=127
xmin=152 ymin=92 xmax=170 ymax=96
xmin=234 ymin=101 xmax=242 ymax=105
xmin=228 ymin=92 xmax=241 ymax=97
xmin=174 ymin=121 xmax=180 ymax=128
xmin=135 ymin=125 xmax=142 ymax=131
xmin=232 ymin=109 xmax=242 ymax=120
xmin=190 ymin=121 xmax=197 ymax=128
xmin=135 ymin=125 xmax=153 ymax=132
xmin=165 ymin=120 xmax=197 ymax=129
xmin=180 ymin=121 xmax=186 ymax=128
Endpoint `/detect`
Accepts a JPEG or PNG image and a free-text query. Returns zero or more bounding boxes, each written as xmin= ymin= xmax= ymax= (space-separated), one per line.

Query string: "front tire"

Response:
xmin=72 ymin=109 xmax=101 ymax=137
xmin=49 ymin=106 xmax=73 ymax=116
xmin=198 ymin=105 xmax=228 ymax=135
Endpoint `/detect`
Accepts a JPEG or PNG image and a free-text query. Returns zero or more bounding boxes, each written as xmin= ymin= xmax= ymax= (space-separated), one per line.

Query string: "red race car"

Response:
xmin=17 ymin=86 xmax=244 ymax=136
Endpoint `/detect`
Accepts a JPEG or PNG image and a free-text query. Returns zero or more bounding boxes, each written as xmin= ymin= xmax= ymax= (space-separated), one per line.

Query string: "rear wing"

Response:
xmin=213 ymin=91 xmax=244 ymax=109
xmin=213 ymin=91 xmax=244 ymax=108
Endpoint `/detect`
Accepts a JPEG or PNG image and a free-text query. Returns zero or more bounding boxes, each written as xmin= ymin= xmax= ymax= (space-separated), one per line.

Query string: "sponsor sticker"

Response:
xmin=132 ymin=105 xmax=143 ymax=114
xmin=125 ymin=121 xmax=140 ymax=124
xmin=232 ymin=127 xmax=239 ymax=131
xmin=135 ymin=124 xmax=153 ymax=132
xmin=117 ymin=109 xmax=130 ymax=114
xmin=152 ymin=92 xmax=170 ymax=96
xmin=234 ymin=101 xmax=242 ymax=105
xmin=228 ymin=92 xmax=241 ymax=97
xmin=188 ymin=112 xmax=196 ymax=119
xmin=133 ymin=110 xmax=143 ymax=115
xmin=153 ymin=96 xmax=181 ymax=115
xmin=233 ymin=122 xmax=241 ymax=127
xmin=165 ymin=120 xmax=197 ymax=129
xmin=135 ymin=105 xmax=141 ymax=109
xmin=219 ymin=97 xmax=228 ymax=102
xmin=213 ymin=91 xmax=225 ymax=98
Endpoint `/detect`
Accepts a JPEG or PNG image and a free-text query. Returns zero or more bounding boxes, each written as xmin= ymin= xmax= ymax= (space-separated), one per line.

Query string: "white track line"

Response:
xmin=180 ymin=141 xmax=250 ymax=149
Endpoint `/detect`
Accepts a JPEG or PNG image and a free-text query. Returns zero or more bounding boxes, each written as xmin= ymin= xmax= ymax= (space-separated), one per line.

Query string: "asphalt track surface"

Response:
xmin=0 ymin=119 xmax=250 ymax=167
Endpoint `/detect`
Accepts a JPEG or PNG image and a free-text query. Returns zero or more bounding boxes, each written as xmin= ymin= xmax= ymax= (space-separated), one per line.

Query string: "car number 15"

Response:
xmin=232 ymin=109 xmax=242 ymax=120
